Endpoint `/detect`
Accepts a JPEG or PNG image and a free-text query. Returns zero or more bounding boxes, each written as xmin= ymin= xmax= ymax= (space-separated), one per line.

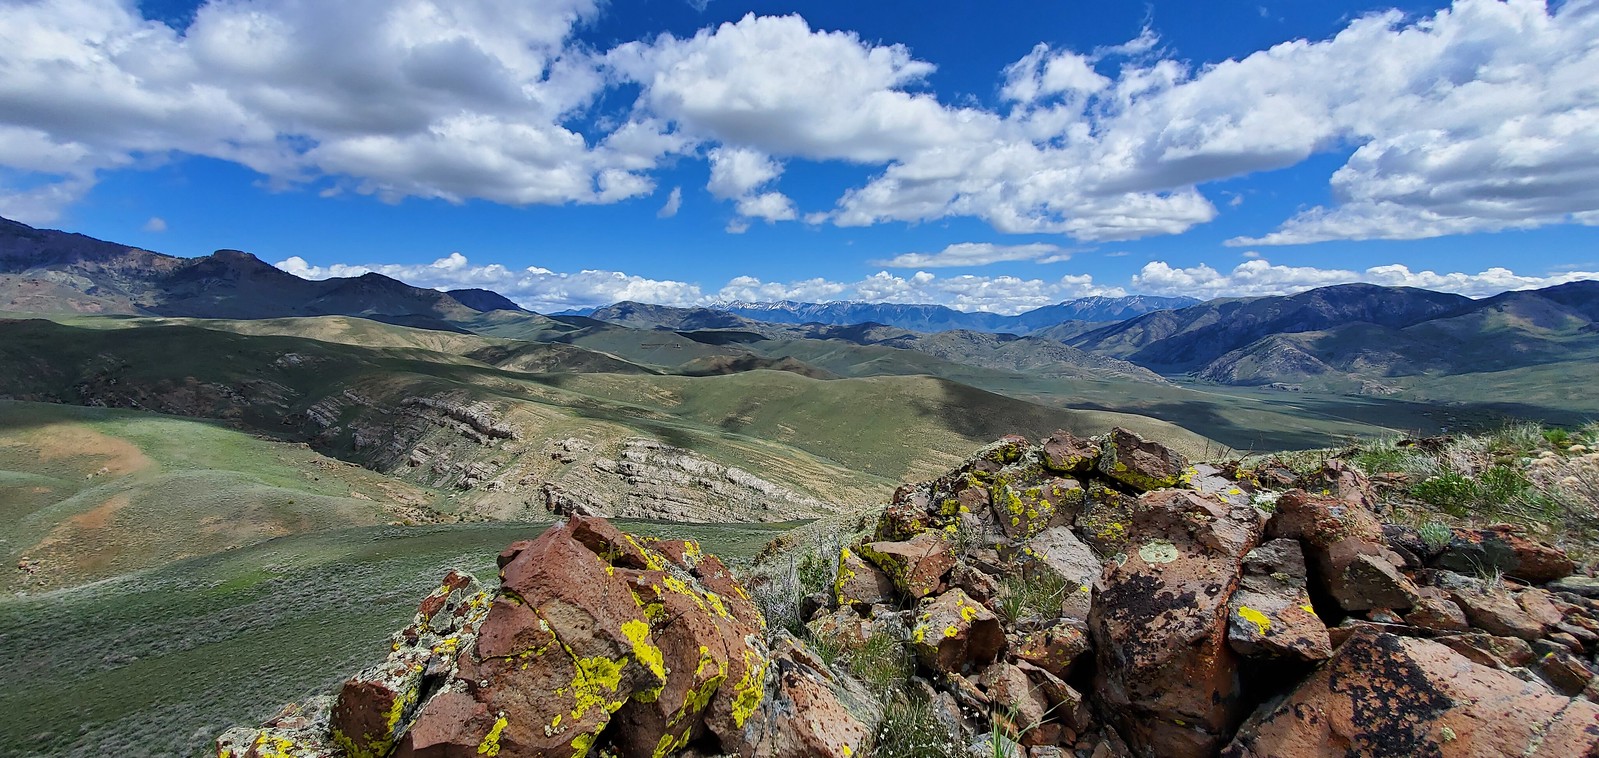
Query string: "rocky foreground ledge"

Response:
xmin=220 ymin=429 xmax=1599 ymax=757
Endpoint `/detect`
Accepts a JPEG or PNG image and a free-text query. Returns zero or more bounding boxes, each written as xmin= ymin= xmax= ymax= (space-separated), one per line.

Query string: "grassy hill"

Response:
xmin=0 ymin=401 xmax=448 ymax=592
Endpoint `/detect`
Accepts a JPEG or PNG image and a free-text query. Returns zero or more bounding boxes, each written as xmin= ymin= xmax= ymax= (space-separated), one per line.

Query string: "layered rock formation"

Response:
xmin=220 ymin=428 xmax=1599 ymax=758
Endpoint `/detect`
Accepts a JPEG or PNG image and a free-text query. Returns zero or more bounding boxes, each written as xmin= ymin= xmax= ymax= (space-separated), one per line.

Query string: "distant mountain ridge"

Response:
xmin=714 ymin=295 xmax=1200 ymax=334
xmin=0 ymin=216 xmax=478 ymax=323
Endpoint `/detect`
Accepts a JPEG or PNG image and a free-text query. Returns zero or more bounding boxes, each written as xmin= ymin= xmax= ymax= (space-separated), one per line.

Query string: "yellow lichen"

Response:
xmin=1237 ymin=606 xmax=1272 ymax=636
xmin=622 ymin=619 xmax=667 ymax=698
xmin=730 ymin=649 xmax=768 ymax=728
xmin=570 ymin=731 xmax=596 ymax=758
xmin=943 ymin=625 xmax=959 ymax=638
xmin=477 ymin=714 xmax=508 ymax=757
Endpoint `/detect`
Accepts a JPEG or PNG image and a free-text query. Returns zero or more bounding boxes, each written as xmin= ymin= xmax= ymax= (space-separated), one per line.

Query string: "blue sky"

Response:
xmin=1 ymin=0 xmax=1596 ymax=312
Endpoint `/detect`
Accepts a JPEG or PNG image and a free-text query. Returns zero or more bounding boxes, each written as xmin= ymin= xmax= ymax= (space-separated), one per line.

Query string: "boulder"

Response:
xmin=1014 ymin=624 xmax=1091 ymax=681
xmin=912 ymin=588 xmax=1005 ymax=675
xmin=1267 ymin=490 xmax=1419 ymax=612
xmin=858 ymin=531 xmax=956 ymax=600
xmin=981 ymin=662 xmax=1054 ymax=746
xmin=1097 ymin=427 xmax=1190 ymax=492
xmin=1402 ymin=587 xmax=1470 ymax=633
xmin=1041 ymin=430 xmax=1099 ymax=474
xmin=1451 ymin=586 xmax=1549 ymax=641
xmin=1433 ymin=524 xmax=1575 ymax=583
xmin=1090 ymin=489 xmax=1266 ymax=758
xmin=1223 ymin=632 xmax=1599 ymax=757
xmin=1026 ymin=526 xmax=1101 ymax=622
xmin=1226 ymin=539 xmax=1332 ymax=661
xmin=833 ymin=546 xmax=895 ymax=610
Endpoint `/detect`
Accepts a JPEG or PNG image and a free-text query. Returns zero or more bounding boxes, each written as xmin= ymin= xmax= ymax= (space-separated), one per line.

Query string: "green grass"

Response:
xmin=0 ymin=401 xmax=448 ymax=591
xmin=0 ymin=519 xmax=793 ymax=758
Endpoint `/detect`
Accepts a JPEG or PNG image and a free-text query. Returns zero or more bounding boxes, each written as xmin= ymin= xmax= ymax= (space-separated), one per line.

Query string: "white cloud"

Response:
xmin=1131 ymin=258 xmax=1599 ymax=299
xmin=657 ymin=186 xmax=682 ymax=218
xmin=704 ymin=146 xmax=796 ymax=225
xmin=274 ymin=253 xmax=1123 ymax=314
xmin=143 ymin=216 xmax=167 ymax=232
xmin=276 ymin=252 xmax=708 ymax=313
xmin=0 ymin=0 xmax=674 ymax=220
xmin=872 ymin=242 xmax=1070 ymax=268
xmin=4 ymin=0 xmax=1599 ymax=245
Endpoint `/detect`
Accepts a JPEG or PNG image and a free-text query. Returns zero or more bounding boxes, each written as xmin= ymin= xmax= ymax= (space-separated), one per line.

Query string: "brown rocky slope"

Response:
xmin=219 ymin=429 xmax=1599 ymax=757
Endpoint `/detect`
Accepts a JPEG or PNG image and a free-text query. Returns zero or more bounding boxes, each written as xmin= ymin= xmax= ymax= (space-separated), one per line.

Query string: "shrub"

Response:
xmin=1410 ymin=473 xmax=1479 ymax=517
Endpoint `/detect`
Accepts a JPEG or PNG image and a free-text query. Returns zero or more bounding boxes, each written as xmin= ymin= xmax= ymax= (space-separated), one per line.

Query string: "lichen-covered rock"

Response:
xmin=1267 ymin=490 xmax=1419 ymax=612
xmin=333 ymin=570 xmax=490 ymax=758
xmin=725 ymin=635 xmax=872 ymax=758
xmin=833 ymin=546 xmax=895 ymax=610
xmin=912 ymin=588 xmax=1005 ymax=675
xmin=1014 ymin=624 xmax=1091 ymax=681
xmin=1041 ymin=430 xmax=1099 ymax=474
xmin=858 ymin=532 xmax=955 ymax=600
xmin=1433 ymin=524 xmax=1576 ymax=584
xmin=1097 ymin=427 xmax=1189 ymax=492
xmin=1026 ymin=526 xmax=1100 ymax=622
xmin=1226 ymin=539 xmax=1331 ymax=662
xmin=1222 ymin=632 xmax=1599 ymax=758
xmin=990 ymin=475 xmax=1083 ymax=541
xmin=217 ymin=699 xmax=340 ymax=758
xmin=1090 ymin=489 xmax=1266 ymax=758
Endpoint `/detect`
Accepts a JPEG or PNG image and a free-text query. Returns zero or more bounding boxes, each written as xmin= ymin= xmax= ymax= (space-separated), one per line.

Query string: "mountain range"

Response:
xmin=560 ymin=294 xmax=1199 ymax=334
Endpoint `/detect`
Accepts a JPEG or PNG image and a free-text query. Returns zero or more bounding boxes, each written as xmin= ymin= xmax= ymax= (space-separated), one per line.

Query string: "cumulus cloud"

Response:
xmin=4 ymin=0 xmax=1598 ymax=245
xmin=872 ymin=242 xmax=1071 ymax=268
xmin=0 ymin=0 xmax=675 ymax=220
xmin=274 ymin=254 xmax=1122 ymax=314
xmin=1131 ymin=259 xmax=1599 ymax=299
xmin=142 ymin=216 xmax=167 ymax=232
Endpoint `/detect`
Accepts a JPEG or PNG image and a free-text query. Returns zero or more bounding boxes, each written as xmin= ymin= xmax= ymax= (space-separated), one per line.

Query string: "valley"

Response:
xmin=1 ymin=215 xmax=1595 ymax=756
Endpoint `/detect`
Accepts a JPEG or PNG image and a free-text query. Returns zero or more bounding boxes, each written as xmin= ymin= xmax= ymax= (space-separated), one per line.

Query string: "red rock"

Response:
xmin=1452 ymin=586 xmax=1549 ymax=641
xmin=859 ymin=531 xmax=956 ymax=599
xmin=1535 ymin=647 xmax=1597 ymax=696
xmin=1403 ymin=587 xmax=1471 ymax=633
xmin=982 ymin=662 xmax=1053 ymax=746
xmin=833 ymin=546 xmax=895 ymax=610
xmin=1227 ymin=539 xmax=1332 ymax=662
xmin=1096 ymin=427 xmax=1189 ymax=492
xmin=720 ymin=637 xmax=871 ymax=758
xmin=1267 ymin=490 xmax=1419 ymax=612
xmin=1223 ymin=632 xmax=1599 ymax=758
xmin=1014 ymin=624 xmax=1091 ymax=680
xmin=1433 ymin=524 xmax=1575 ymax=583
xmin=1090 ymin=489 xmax=1266 ymax=758
xmin=911 ymin=588 xmax=1005 ymax=675
xmin=1436 ymin=632 xmax=1535 ymax=669
xmin=1042 ymin=430 xmax=1099 ymax=474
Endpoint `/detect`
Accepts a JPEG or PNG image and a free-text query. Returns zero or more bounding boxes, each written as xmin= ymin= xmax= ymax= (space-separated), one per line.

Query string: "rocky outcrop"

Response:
xmin=796 ymin=429 xmax=1599 ymax=758
xmin=219 ymin=517 xmax=868 ymax=758
xmin=221 ymin=429 xmax=1599 ymax=758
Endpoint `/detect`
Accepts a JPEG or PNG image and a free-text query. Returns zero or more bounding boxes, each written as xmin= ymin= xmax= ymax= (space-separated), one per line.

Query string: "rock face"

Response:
xmin=219 ymin=517 xmax=868 ymax=758
xmin=1091 ymin=489 xmax=1266 ymax=758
